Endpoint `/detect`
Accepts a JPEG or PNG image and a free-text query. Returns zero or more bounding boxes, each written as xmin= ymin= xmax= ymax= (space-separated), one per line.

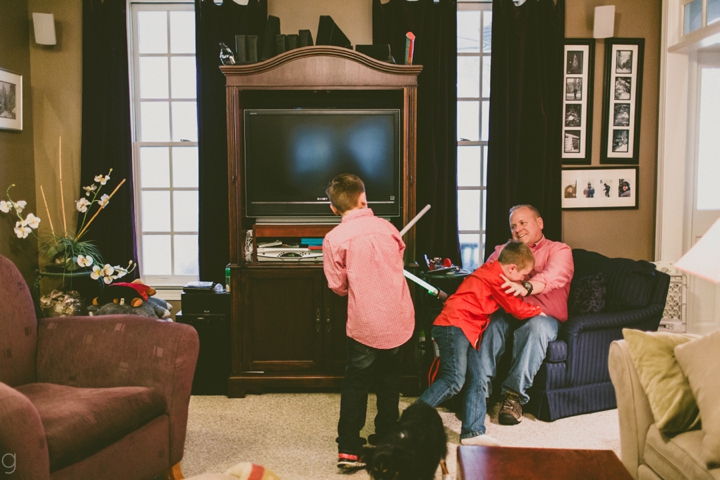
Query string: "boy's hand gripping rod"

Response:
xmin=400 ymin=205 xmax=448 ymax=301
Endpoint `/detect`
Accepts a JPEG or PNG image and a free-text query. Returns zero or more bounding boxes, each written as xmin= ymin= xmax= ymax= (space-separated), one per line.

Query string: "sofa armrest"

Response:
xmin=35 ymin=315 xmax=199 ymax=464
xmin=609 ymin=340 xmax=654 ymax=480
xmin=0 ymin=383 xmax=50 ymax=480
xmin=562 ymin=304 xmax=665 ymax=337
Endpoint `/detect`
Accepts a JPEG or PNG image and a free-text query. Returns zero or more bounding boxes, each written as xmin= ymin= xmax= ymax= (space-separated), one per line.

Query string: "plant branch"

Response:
xmin=40 ymin=185 xmax=55 ymax=236
xmin=74 ymin=178 xmax=126 ymax=241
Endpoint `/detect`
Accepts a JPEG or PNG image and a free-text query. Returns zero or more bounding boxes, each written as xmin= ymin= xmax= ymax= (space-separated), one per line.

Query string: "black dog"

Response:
xmin=365 ymin=401 xmax=449 ymax=480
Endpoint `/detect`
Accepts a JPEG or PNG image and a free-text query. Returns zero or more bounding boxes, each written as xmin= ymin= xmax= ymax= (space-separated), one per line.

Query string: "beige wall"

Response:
xmin=563 ymin=0 xmax=661 ymax=261
xmin=268 ymin=0 xmax=373 ymax=46
xmin=28 ymin=0 xmax=83 ymax=245
xmin=0 ymin=0 xmax=37 ymax=284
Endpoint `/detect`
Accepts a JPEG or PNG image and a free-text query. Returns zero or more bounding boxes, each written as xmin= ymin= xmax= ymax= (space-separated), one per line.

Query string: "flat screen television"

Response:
xmin=243 ymin=109 xmax=401 ymax=219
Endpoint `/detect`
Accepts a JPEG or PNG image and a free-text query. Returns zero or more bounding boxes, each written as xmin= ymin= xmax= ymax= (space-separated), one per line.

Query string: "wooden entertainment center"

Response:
xmin=221 ymin=46 xmax=422 ymax=398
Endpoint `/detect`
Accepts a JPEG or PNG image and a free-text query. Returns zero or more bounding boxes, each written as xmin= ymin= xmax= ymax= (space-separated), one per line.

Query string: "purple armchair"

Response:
xmin=0 ymin=254 xmax=199 ymax=480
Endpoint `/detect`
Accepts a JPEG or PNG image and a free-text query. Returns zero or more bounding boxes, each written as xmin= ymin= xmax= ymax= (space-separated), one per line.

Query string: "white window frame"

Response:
xmin=457 ymin=1 xmax=491 ymax=271
xmin=128 ymin=1 xmax=199 ymax=289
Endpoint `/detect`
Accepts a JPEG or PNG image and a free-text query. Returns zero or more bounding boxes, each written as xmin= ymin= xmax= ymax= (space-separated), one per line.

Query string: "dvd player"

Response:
xmin=257 ymin=247 xmax=323 ymax=262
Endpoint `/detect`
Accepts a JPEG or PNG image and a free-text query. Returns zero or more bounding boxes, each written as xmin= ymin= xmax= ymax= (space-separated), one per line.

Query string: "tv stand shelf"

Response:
xmin=222 ymin=46 xmax=421 ymax=398
xmin=253 ymin=224 xmax=335 ymax=238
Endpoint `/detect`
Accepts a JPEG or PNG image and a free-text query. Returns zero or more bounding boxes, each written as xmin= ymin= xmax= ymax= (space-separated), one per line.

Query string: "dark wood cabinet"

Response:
xmin=222 ymin=47 xmax=422 ymax=398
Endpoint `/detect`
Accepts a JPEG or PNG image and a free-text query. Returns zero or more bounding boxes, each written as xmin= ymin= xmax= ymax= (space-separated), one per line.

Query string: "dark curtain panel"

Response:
xmin=80 ymin=0 xmax=137 ymax=276
xmin=484 ymin=0 xmax=565 ymax=259
xmin=373 ymin=0 xmax=460 ymax=266
xmin=196 ymin=0 xmax=267 ymax=284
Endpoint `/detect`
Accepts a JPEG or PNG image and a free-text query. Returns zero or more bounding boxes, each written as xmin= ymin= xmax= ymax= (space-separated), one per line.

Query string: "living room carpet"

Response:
xmin=181 ymin=394 xmax=621 ymax=479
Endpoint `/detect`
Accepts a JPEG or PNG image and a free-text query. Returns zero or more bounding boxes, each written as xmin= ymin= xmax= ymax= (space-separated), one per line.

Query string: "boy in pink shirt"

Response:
xmin=323 ymin=174 xmax=414 ymax=470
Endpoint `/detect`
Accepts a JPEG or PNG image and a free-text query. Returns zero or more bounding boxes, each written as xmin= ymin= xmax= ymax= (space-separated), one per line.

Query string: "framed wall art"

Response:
xmin=600 ymin=38 xmax=644 ymax=164
xmin=561 ymin=166 xmax=638 ymax=209
xmin=562 ymin=39 xmax=595 ymax=164
xmin=0 ymin=67 xmax=22 ymax=131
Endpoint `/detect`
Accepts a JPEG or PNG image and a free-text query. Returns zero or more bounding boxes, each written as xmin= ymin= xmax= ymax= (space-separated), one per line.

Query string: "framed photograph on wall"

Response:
xmin=0 ymin=67 xmax=22 ymax=131
xmin=562 ymin=39 xmax=595 ymax=165
xmin=600 ymin=39 xmax=644 ymax=164
xmin=561 ymin=166 xmax=638 ymax=209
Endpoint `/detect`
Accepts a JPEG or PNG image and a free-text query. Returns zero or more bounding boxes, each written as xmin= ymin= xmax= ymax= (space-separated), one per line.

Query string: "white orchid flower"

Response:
xmin=0 ymin=200 xmax=11 ymax=213
xmin=76 ymin=255 xmax=93 ymax=267
xmin=101 ymin=264 xmax=115 ymax=276
xmin=76 ymin=198 xmax=91 ymax=213
xmin=94 ymin=174 xmax=110 ymax=185
xmin=24 ymin=213 xmax=41 ymax=229
xmin=14 ymin=200 xmax=26 ymax=213
xmin=83 ymin=184 xmax=97 ymax=197
xmin=90 ymin=265 xmax=103 ymax=280
xmin=98 ymin=194 xmax=110 ymax=209
xmin=14 ymin=221 xmax=31 ymax=239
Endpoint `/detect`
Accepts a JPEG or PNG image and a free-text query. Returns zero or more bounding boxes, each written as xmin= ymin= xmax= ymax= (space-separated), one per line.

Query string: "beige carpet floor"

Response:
xmin=181 ymin=394 xmax=621 ymax=480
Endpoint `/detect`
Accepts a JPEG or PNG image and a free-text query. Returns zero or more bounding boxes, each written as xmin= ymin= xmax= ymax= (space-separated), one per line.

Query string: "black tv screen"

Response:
xmin=243 ymin=109 xmax=401 ymax=218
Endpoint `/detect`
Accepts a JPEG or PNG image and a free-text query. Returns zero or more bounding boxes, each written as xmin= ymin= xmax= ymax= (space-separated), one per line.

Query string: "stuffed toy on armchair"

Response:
xmin=89 ymin=279 xmax=172 ymax=319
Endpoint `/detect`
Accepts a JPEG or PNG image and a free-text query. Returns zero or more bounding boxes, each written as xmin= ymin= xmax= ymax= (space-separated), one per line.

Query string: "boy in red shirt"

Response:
xmin=323 ymin=174 xmax=415 ymax=470
xmin=417 ymin=240 xmax=542 ymax=446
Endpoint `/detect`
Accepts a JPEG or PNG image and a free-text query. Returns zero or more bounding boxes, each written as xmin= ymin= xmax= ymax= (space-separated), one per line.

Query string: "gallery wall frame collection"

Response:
xmin=0 ymin=67 xmax=22 ymax=132
xmin=600 ymin=38 xmax=644 ymax=164
xmin=561 ymin=166 xmax=638 ymax=210
xmin=562 ymin=39 xmax=595 ymax=165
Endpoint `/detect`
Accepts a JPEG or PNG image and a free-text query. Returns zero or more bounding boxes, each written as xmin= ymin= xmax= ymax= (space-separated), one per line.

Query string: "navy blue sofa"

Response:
xmin=524 ymin=249 xmax=671 ymax=421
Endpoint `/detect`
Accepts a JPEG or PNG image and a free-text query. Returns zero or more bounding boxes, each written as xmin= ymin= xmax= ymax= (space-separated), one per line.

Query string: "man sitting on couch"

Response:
xmin=478 ymin=204 xmax=574 ymax=425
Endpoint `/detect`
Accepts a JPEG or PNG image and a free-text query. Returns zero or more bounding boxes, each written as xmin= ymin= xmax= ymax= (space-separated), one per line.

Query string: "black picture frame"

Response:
xmin=562 ymin=39 xmax=595 ymax=165
xmin=561 ymin=166 xmax=639 ymax=210
xmin=600 ymin=38 xmax=644 ymax=164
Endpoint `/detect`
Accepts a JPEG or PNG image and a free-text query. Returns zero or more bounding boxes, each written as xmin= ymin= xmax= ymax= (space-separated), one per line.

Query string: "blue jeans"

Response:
xmin=417 ymin=325 xmax=486 ymax=439
xmin=478 ymin=311 xmax=560 ymax=404
xmin=337 ymin=337 xmax=402 ymax=455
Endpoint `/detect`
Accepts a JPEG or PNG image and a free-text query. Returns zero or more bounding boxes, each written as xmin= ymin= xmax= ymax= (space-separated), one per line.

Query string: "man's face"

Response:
xmin=509 ymin=207 xmax=544 ymax=245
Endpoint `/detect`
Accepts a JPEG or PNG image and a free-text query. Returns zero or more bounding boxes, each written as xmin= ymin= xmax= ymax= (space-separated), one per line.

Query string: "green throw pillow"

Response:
xmin=622 ymin=328 xmax=701 ymax=434
xmin=675 ymin=329 xmax=720 ymax=467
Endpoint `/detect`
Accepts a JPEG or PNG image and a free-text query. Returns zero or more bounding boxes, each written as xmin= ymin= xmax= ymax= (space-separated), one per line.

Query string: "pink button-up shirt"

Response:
xmin=486 ymin=237 xmax=574 ymax=321
xmin=323 ymin=208 xmax=415 ymax=349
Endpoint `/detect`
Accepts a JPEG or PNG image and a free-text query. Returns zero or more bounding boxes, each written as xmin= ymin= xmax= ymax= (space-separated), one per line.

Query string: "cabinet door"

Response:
xmin=242 ymin=268 xmax=324 ymax=372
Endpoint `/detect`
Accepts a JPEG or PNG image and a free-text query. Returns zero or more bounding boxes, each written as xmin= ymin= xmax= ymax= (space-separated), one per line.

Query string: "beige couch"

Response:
xmin=609 ymin=339 xmax=720 ymax=480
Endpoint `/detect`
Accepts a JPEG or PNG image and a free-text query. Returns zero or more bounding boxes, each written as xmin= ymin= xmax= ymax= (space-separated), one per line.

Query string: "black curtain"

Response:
xmin=80 ymin=0 xmax=137 ymax=275
xmin=196 ymin=0 xmax=267 ymax=284
xmin=484 ymin=0 xmax=564 ymax=259
xmin=373 ymin=0 xmax=460 ymax=266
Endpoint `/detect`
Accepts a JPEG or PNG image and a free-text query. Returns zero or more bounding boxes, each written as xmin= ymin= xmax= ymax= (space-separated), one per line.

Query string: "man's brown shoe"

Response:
xmin=498 ymin=391 xmax=523 ymax=425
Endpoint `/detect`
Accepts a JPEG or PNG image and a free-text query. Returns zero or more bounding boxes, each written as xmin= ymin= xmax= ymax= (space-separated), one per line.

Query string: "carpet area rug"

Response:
xmin=181 ymin=394 xmax=620 ymax=479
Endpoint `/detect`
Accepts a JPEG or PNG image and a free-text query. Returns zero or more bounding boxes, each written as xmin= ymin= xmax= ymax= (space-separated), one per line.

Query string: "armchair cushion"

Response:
xmin=16 ymin=382 xmax=166 ymax=471
xmin=675 ymin=328 xmax=720 ymax=467
xmin=622 ymin=329 xmax=700 ymax=434
xmin=568 ymin=272 xmax=606 ymax=315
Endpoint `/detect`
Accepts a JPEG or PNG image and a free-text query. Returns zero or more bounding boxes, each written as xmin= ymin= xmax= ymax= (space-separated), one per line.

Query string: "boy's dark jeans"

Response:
xmin=337 ymin=337 xmax=403 ymax=455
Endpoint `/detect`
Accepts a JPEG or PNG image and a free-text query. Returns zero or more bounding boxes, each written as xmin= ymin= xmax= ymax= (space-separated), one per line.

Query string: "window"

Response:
xmin=457 ymin=2 xmax=491 ymax=271
xmin=129 ymin=2 xmax=199 ymax=286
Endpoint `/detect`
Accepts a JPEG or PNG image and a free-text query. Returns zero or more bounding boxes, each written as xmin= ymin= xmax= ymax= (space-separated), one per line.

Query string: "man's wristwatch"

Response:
xmin=522 ymin=281 xmax=533 ymax=296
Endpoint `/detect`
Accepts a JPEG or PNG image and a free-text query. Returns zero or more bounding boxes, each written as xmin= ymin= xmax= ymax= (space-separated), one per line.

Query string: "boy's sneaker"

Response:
xmin=460 ymin=434 xmax=501 ymax=446
xmin=337 ymin=452 xmax=366 ymax=470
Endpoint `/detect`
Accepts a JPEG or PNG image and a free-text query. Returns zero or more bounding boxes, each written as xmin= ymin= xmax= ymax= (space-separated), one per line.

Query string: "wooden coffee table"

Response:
xmin=457 ymin=446 xmax=632 ymax=480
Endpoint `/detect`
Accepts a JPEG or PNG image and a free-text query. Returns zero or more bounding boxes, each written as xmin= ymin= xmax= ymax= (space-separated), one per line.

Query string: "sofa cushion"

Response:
xmin=675 ymin=329 xmax=720 ymax=468
xmin=16 ymin=382 xmax=167 ymax=471
xmin=622 ymin=329 xmax=700 ymax=434
xmin=644 ymin=425 xmax=720 ymax=480
xmin=569 ymin=272 xmax=607 ymax=315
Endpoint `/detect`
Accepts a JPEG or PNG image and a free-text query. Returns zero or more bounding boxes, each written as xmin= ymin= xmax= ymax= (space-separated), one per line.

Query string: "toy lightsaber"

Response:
xmin=404 ymin=269 xmax=448 ymax=301
xmin=399 ymin=204 xmax=448 ymax=300
xmin=399 ymin=204 xmax=431 ymax=237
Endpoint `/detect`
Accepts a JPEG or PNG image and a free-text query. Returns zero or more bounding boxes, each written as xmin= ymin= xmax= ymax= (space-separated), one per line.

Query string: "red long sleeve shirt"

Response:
xmin=433 ymin=261 xmax=542 ymax=348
